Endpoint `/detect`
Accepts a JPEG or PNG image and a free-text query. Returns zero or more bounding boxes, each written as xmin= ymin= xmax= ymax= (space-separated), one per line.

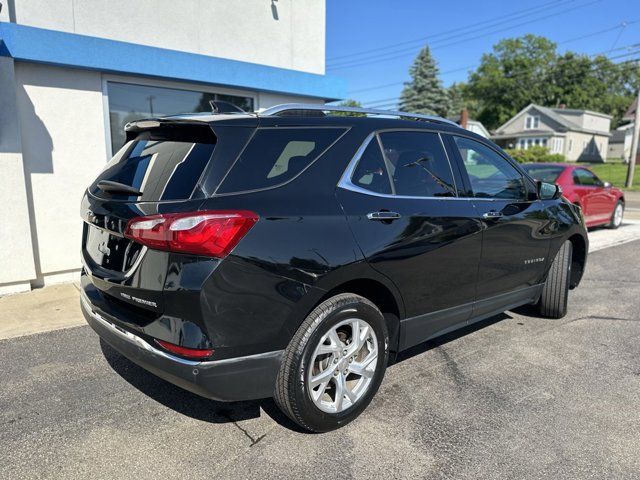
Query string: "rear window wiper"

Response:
xmin=97 ymin=180 xmax=143 ymax=196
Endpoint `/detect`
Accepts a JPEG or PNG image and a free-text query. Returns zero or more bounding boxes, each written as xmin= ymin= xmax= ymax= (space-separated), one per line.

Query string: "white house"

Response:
xmin=448 ymin=109 xmax=490 ymax=138
xmin=608 ymin=98 xmax=637 ymax=161
xmin=491 ymin=104 xmax=611 ymax=162
xmin=608 ymin=123 xmax=634 ymax=161
xmin=0 ymin=0 xmax=344 ymax=295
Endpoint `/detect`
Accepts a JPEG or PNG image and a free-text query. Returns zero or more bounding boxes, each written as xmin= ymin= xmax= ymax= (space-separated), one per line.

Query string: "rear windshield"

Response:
xmin=216 ymin=128 xmax=346 ymax=194
xmin=91 ymin=127 xmax=215 ymax=202
xmin=521 ymin=165 xmax=564 ymax=183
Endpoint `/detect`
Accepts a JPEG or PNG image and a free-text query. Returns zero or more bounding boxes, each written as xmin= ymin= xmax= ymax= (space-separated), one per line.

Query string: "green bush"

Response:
xmin=504 ymin=146 xmax=566 ymax=164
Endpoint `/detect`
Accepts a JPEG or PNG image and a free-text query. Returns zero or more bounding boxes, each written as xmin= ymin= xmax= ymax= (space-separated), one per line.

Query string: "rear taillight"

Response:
xmin=124 ymin=210 xmax=258 ymax=258
xmin=155 ymin=339 xmax=214 ymax=360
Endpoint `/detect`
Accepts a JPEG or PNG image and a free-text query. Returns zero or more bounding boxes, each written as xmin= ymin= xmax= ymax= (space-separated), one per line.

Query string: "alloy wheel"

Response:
xmin=614 ymin=203 xmax=623 ymax=227
xmin=307 ymin=318 xmax=378 ymax=413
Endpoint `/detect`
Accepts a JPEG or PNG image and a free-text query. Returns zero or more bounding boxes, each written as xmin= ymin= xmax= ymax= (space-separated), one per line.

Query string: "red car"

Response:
xmin=522 ymin=163 xmax=625 ymax=229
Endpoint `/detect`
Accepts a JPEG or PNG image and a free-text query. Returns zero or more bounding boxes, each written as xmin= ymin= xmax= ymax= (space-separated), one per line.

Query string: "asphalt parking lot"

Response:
xmin=1 ymin=236 xmax=639 ymax=479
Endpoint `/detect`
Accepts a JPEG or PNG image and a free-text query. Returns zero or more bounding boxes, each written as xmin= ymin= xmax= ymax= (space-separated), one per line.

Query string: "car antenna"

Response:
xmin=209 ymin=100 xmax=219 ymax=114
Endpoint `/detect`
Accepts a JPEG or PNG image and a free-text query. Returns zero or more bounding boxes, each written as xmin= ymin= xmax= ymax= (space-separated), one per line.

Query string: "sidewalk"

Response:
xmin=624 ymin=190 xmax=640 ymax=220
xmin=0 ymin=283 xmax=85 ymax=341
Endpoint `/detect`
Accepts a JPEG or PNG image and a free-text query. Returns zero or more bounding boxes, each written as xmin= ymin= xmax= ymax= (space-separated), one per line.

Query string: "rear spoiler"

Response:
xmin=124 ymin=119 xmax=217 ymax=144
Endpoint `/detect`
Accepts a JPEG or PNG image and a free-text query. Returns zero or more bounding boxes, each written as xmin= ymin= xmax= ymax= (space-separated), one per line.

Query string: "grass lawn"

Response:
xmin=587 ymin=162 xmax=640 ymax=192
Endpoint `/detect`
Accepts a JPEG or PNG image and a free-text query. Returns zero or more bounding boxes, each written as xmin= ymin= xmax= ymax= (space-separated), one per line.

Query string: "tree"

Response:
xmin=466 ymin=34 xmax=640 ymax=129
xmin=446 ymin=82 xmax=480 ymax=119
xmin=333 ymin=99 xmax=366 ymax=117
xmin=466 ymin=35 xmax=557 ymax=129
xmin=545 ymin=52 xmax=638 ymax=126
xmin=400 ymin=46 xmax=451 ymax=117
xmin=447 ymin=82 xmax=466 ymax=118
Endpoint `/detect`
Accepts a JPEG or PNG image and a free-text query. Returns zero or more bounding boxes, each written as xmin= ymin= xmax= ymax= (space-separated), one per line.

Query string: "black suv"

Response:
xmin=80 ymin=104 xmax=588 ymax=432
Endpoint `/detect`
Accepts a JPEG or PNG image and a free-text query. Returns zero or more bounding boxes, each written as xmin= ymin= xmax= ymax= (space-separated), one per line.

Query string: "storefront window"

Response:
xmin=107 ymin=82 xmax=254 ymax=154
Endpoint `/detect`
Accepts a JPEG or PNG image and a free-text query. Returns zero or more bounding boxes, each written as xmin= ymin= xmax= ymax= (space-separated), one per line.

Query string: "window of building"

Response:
xmin=517 ymin=137 xmax=548 ymax=150
xmin=107 ymin=82 xmax=254 ymax=154
xmin=551 ymin=137 xmax=564 ymax=153
xmin=525 ymin=115 xmax=540 ymax=129
xmin=351 ymin=140 xmax=392 ymax=194
xmin=453 ymin=136 xmax=526 ymax=200
xmin=568 ymin=139 xmax=573 ymax=152
xmin=377 ymin=131 xmax=456 ymax=197
xmin=217 ymin=128 xmax=346 ymax=194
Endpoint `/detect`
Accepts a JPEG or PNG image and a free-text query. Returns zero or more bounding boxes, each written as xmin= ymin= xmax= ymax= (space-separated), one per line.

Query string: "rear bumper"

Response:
xmin=80 ymin=292 xmax=283 ymax=402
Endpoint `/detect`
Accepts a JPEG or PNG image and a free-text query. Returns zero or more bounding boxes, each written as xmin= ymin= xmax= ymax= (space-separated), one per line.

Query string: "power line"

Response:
xmin=328 ymin=0 xmax=572 ymax=63
xmin=347 ymin=23 xmax=640 ymax=95
xmin=360 ymin=51 xmax=640 ymax=108
xmin=329 ymin=0 xmax=602 ymax=70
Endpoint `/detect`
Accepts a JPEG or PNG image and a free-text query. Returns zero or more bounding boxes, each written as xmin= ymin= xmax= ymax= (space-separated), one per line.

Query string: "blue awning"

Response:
xmin=0 ymin=22 xmax=345 ymax=101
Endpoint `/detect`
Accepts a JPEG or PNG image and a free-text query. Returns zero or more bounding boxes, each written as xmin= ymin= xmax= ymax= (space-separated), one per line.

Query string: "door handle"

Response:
xmin=367 ymin=211 xmax=402 ymax=221
xmin=482 ymin=211 xmax=503 ymax=220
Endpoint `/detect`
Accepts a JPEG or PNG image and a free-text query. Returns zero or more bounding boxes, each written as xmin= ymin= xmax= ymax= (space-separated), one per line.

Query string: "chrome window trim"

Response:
xmin=338 ymin=129 xmax=462 ymax=201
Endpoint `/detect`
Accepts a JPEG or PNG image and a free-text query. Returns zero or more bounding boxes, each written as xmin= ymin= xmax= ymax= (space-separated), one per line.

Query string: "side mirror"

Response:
xmin=538 ymin=181 xmax=561 ymax=200
xmin=603 ymin=181 xmax=612 ymax=189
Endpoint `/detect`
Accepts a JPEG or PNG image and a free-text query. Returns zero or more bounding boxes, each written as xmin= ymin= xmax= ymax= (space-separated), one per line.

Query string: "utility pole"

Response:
xmin=625 ymin=91 xmax=640 ymax=188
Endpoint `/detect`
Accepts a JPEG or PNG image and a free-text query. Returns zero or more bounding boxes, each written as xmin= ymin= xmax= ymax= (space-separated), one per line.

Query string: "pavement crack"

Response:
xmin=230 ymin=420 xmax=266 ymax=446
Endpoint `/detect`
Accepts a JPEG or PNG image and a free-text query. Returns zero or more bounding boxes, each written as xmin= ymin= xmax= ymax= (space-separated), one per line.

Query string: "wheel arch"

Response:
xmin=314 ymin=277 xmax=404 ymax=353
xmin=567 ymin=233 xmax=587 ymax=289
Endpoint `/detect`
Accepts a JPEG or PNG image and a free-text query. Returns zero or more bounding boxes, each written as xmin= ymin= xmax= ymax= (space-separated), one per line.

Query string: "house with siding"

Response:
xmin=608 ymin=98 xmax=636 ymax=161
xmin=491 ymin=104 xmax=611 ymax=162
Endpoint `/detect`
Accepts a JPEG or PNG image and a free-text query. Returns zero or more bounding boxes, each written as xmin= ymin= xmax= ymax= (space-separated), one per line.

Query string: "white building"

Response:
xmin=492 ymin=104 xmax=611 ymax=162
xmin=608 ymin=123 xmax=634 ymax=161
xmin=0 ymin=0 xmax=344 ymax=295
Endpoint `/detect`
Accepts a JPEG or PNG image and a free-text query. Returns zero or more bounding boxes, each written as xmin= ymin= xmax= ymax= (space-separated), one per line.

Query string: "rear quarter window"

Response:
xmin=91 ymin=125 xmax=216 ymax=202
xmin=216 ymin=128 xmax=347 ymax=194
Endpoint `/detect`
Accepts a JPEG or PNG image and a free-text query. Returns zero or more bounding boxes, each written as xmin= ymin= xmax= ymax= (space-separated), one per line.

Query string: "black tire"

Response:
xmin=607 ymin=200 xmax=624 ymax=229
xmin=274 ymin=293 xmax=389 ymax=432
xmin=538 ymin=241 xmax=572 ymax=319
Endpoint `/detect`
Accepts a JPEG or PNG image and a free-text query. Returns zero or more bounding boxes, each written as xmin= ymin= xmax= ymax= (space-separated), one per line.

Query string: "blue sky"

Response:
xmin=326 ymin=0 xmax=640 ymax=108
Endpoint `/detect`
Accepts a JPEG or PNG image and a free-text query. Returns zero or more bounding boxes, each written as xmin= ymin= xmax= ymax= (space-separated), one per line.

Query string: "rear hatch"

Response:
xmin=81 ymin=121 xmax=221 ymax=315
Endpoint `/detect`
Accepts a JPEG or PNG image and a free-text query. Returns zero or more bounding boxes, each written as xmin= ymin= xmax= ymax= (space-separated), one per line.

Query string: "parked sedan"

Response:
xmin=521 ymin=163 xmax=625 ymax=228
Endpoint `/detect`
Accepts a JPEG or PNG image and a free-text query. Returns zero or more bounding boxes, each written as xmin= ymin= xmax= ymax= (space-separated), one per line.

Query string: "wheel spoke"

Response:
xmin=346 ymin=319 xmax=365 ymax=356
xmin=334 ymin=374 xmax=345 ymax=411
xmin=350 ymin=363 xmax=374 ymax=379
xmin=327 ymin=328 xmax=343 ymax=349
xmin=350 ymin=350 xmax=377 ymax=378
xmin=316 ymin=344 xmax=339 ymax=355
xmin=315 ymin=327 xmax=342 ymax=356
xmin=343 ymin=380 xmax=357 ymax=403
xmin=311 ymin=380 xmax=329 ymax=402
xmin=310 ymin=365 xmax=335 ymax=387
xmin=359 ymin=325 xmax=370 ymax=345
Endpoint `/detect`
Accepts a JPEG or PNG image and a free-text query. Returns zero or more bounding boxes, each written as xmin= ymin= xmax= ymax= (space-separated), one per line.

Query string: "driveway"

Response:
xmin=1 ymin=240 xmax=639 ymax=479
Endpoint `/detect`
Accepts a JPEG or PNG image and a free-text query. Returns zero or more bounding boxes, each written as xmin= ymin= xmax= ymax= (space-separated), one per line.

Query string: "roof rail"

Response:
xmin=259 ymin=103 xmax=458 ymax=127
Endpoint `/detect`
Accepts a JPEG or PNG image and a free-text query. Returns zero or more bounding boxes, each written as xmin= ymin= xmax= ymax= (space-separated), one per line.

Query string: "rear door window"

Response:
xmin=91 ymin=126 xmax=216 ymax=202
xmin=216 ymin=128 xmax=346 ymax=194
xmin=378 ymin=131 xmax=456 ymax=197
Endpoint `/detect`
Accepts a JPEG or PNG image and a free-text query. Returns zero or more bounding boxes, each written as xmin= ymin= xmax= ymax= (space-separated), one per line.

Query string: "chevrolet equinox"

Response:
xmin=80 ymin=104 xmax=588 ymax=432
